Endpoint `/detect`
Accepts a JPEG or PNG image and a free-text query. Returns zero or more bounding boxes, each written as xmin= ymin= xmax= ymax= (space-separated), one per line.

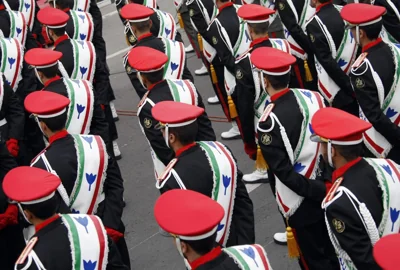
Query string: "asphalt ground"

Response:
xmin=100 ymin=1 xmax=299 ymax=269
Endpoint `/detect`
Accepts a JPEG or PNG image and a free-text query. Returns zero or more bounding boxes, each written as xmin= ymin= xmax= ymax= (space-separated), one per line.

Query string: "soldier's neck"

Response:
xmin=360 ymin=38 xmax=376 ymax=50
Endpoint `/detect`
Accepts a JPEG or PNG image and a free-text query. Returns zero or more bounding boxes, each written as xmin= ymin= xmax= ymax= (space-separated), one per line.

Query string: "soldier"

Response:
xmin=153 ymin=101 xmax=255 ymax=247
xmin=128 ymin=46 xmax=215 ymax=178
xmin=373 ymin=234 xmax=400 ymax=270
xmin=37 ymin=7 xmax=122 ymax=159
xmin=23 ymin=91 xmax=130 ymax=268
xmin=341 ymin=4 xmax=400 ymax=164
xmin=312 ymin=107 xmax=400 ymax=269
xmin=253 ymin=47 xmax=339 ymax=269
xmin=154 ymin=189 xmax=272 ymax=269
xmin=2 ymin=166 xmax=128 ymax=269
xmin=120 ymin=3 xmax=193 ymax=99
xmin=306 ymin=0 xmax=358 ymax=115
xmin=24 ymin=48 xmax=110 ymax=145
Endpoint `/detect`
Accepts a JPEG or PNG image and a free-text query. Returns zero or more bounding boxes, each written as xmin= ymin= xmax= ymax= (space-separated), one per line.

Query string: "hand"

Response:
xmin=244 ymin=143 xmax=257 ymax=160
xmin=6 ymin=138 xmax=19 ymax=157
xmin=0 ymin=204 xmax=18 ymax=230
xmin=105 ymin=226 xmax=123 ymax=242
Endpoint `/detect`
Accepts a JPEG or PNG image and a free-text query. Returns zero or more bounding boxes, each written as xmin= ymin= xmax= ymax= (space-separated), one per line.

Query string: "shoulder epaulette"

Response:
xmin=158 ymin=158 xmax=178 ymax=182
xmin=322 ymin=177 xmax=344 ymax=206
xmin=352 ymin=52 xmax=368 ymax=69
xmin=137 ymin=91 xmax=150 ymax=108
xmin=259 ymin=103 xmax=275 ymax=122
xmin=16 ymin=237 xmax=38 ymax=266
xmin=236 ymin=48 xmax=251 ymax=62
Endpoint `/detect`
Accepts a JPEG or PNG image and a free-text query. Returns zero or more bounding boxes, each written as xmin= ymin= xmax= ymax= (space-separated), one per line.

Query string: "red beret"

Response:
xmin=251 ymin=47 xmax=296 ymax=75
xmin=120 ymin=3 xmax=154 ymax=22
xmin=127 ymin=46 xmax=168 ymax=73
xmin=25 ymin=48 xmax=62 ymax=68
xmin=341 ymin=3 xmax=386 ymax=27
xmin=152 ymin=101 xmax=204 ymax=127
xmin=37 ymin=7 xmax=69 ymax=28
xmin=24 ymin=91 xmax=70 ymax=118
xmin=238 ymin=4 xmax=275 ymax=23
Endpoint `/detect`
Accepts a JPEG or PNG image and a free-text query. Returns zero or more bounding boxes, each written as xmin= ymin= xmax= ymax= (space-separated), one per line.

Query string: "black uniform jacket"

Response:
xmin=325 ymin=158 xmax=383 ymax=270
xmin=53 ymin=34 xmax=110 ymax=105
xmin=258 ymin=89 xmax=327 ymax=227
xmin=87 ymin=0 xmax=108 ymax=65
xmin=31 ymin=131 xmax=125 ymax=231
xmin=190 ymin=247 xmax=241 ymax=270
xmin=125 ymin=33 xmax=194 ymax=99
xmin=0 ymin=141 xmax=17 ymax=213
xmin=350 ymin=39 xmax=400 ymax=163
xmin=139 ymin=80 xmax=216 ymax=166
xmin=0 ymin=75 xmax=24 ymax=142
xmin=306 ymin=2 xmax=355 ymax=108
xmin=186 ymin=0 xmax=215 ymax=37
xmin=43 ymin=76 xmax=110 ymax=145
xmin=16 ymin=215 xmax=128 ymax=270
xmin=376 ymin=0 xmax=400 ymax=43
xmin=160 ymin=143 xmax=255 ymax=246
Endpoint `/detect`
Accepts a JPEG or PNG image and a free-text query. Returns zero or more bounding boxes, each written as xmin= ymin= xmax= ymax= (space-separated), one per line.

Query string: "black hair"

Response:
xmin=332 ymin=143 xmax=364 ymax=162
xmin=131 ymin=19 xmax=151 ymax=32
xmin=50 ymin=27 xmax=67 ymax=37
xmin=360 ymin=21 xmax=383 ymax=40
xmin=37 ymin=65 xmax=59 ymax=79
xmin=38 ymin=111 xmax=67 ymax=132
xmin=21 ymin=195 xmax=58 ymax=220
xmin=264 ymin=72 xmax=291 ymax=90
xmin=319 ymin=0 xmax=331 ymax=3
xmin=248 ymin=22 xmax=269 ymax=36
xmin=182 ymin=232 xmax=217 ymax=255
xmin=130 ymin=0 xmax=144 ymax=4
xmin=220 ymin=0 xmax=231 ymax=2
xmin=55 ymin=0 xmax=74 ymax=9
xmin=141 ymin=69 xmax=164 ymax=84
xmin=169 ymin=121 xmax=198 ymax=146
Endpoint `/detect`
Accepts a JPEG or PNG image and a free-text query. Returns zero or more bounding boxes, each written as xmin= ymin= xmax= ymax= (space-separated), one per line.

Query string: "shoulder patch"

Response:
xmin=260 ymin=103 xmax=275 ymax=122
xmin=236 ymin=48 xmax=251 ymax=62
xmin=323 ymin=177 xmax=344 ymax=205
xmin=137 ymin=91 xmax=150 ymax=108
xmin=352 ymin=52 xmax=368 ymax=69
xmin=158 ymin=158 xmax=178 ymax=182
xmin=16 ymin=237 xmax=38 ymax=265
xmin=332 ymin=218 xmax=345 ymax=233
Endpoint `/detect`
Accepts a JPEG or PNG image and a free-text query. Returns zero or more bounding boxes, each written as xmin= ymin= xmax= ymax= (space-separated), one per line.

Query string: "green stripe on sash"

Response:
xmin=70 ymin=135 xmax=86 ymax=207
xmin=71 ymin=11 xmax=80 ymax=39
xmin=0 ymin=39 xmax=7 ymax=73
xmin=65 ymin=79 xmax=76 ymax=129
xmin=163 ymin=39 xmax=171 ymax=77
xmin=158 ymin=10 xmax=165 ymax=37
xmin=335 ymin=29 xmax=348 ymax=61
xmin=197 ymin=142 xmax=221 ymax=200
xmin=9 ymin=12 xmax=16 ymax=37
xmin=168 ymin=80 xmax=180 ymax=102
xmin=62 ymin=215 xmax=82 ymax=270
xmin=234 ymin=22 xmax=245 ymax=56
xmin=383 ymin=45 xmax=400 ymax=110
xmin=291 ymin=89 xmax=310 ymax=160
xmin=72 ymin=40 xmax=80 ymax=79
xmin=225 ymin=249 xmax=250 ymax=270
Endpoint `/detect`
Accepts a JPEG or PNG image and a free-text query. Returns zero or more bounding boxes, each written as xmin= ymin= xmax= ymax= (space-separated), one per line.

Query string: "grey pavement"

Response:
xmin=100 ymin=1 xmax=299 ymax=269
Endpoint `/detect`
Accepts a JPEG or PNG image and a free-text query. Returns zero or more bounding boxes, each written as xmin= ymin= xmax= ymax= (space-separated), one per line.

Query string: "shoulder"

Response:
xmin=350 ymin=52 xmax=369 ymax=76
xmin=157 ymin=158 xmax=178 ymax=184
xmin=257 ymin=103 xmax=276 ymax=133
xmin=15 ymin=237 xmax=39 ymax=270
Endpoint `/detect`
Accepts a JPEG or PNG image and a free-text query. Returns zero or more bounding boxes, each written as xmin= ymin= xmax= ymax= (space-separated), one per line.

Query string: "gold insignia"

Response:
xmin=126 ymin=65 xmax=132 ymax=74
xmin=355 ymin=77 xmax=365 ymax=89
xmin=310 ymin=33 xmax=315 ymax=43
xmin=332 ymin=218 xmax=345 ymax=233
xmin=129 ymin=35 xmax=136 ymax=43
xmin=261 ymin=133 xmax=272 ymax=145
xmin=279 ymin=2 xmax=285 ymax=10
xmin=189 ymin=9 xmax=194 ymax=17
xmin=144 ymin=118 xmax=152 ymax=128
xmin=236 ymin=69 xmax=243 ymax=79
xmin=212 ymin=36 xmax=218 ymax=45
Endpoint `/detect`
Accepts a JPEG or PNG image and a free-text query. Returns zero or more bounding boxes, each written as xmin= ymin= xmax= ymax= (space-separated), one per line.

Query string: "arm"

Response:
xmin=16 ymin=62 xmax=37 ymax=102
xmin=188 ymin=1 xmax=209 ymax=35
xmin=106 ymin=236 xmax=129 ymax=270
xmin=93 ymin=56 xmax=110 ymax=105
xmin=195 ymin=90 xmax=216 ymax=141
xmin=306 ymin=21 xmax=353 ymax=96
xmin=90 ymin=103 xmax=110 ymax=146
xmin=3 ymin=80 xmax=24 ymax=140
xmin=326 ymin=197 xmax=381 ymax=270
xmin=376 ymin=0 xmax=400 ymax=43
xmin=351 ymin=63 xmax=400 ymax=147
xmin=208 ymin=22 xmax=236 ymax=74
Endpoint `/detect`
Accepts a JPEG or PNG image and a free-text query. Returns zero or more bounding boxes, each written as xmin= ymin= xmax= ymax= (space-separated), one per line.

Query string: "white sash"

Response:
xmin=61 ymin=214 xmax=109 ymax=270
xmin=143 ymin=0 xmax=157 ymax=8
xmin=282 ymin=0 xmax=314 ymax=59
xmin=73 ymin=0 xmax=90 ymax=12
xmin=70 ymin=39 xmax=96 ymax=83
xmin=5 ymin=10 xmax=27 ymax=46
xmin=155 ymin=10 xmax=177 ymax=41
xmin=198 ymin=141 xmax=237 ymax=246
xmin=358 ymin=43 xmax=400 ymax=158
xmin=9 ymin=0 xmax=35 ymax=31
xmin=261 ymin=0 xmax=278 ymax=25
xmin=260 ymin=89 xmax=324 ymax=217
xmin=223 ymin=244 xmax=273 ymax=270
xmin=381 ymin=0 xmax=400 ymax=44
xmin=161 ymin=37 xmax=185 ymax=80
xmin=0 ymin=37 xmax=23 ymax=91
xmin=64 ymin=79 xmax=94 ymax=135
xmin=310 ymin=5 xmax=357 ymax=103
xmin=70 ymin=10 xmax=94 ymax=42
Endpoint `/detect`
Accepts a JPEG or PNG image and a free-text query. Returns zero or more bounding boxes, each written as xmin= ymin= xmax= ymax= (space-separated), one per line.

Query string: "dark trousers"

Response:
xmin=116 ymin=236 xmax=131 ymax=269
xmin=104 ymin=104 xmax=118 ymax=143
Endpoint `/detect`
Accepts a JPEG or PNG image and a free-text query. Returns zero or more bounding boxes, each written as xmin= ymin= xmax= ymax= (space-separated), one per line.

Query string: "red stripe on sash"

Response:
xmin=318 ymin=80 xmax=332 ymax=100
xmin=87 ymin=13 xmax=93 ymax=41
xmin=89 ymin=215 xmax=106 ymax=270
xmin=21 ymin=11 xmax=27 ymax=44
xmin=277 ymin=192 xmax=289 ymax=212
xmin=314 ymin=91 xmax=324 ymax=109
xmin=305 ymin=142 xmax=320 ymax=178
xmin=11 ymin=38 xmax=21 ymax=89
xmin=87 ymin=136 xmax=105 ymax=214
xmin=289 ymin=43 xmax=305 ymax=55
xmin=183 ymin=80 xmax=195 ymax=105
xmin=364 ymin=133 xmax=384 ymax=155
xmin=81 ymin=81 xmax=92 ymax=133
xmin=394 ymin=114 xmax=400 ymax=126
xmin=168 ymin=13 xmax=175 ymax=40
xmin=343 ymin=45 xmax=357 ymax=74
xmin=84 ymin=0 xmax=89 ymax=12
xmin=87 ymin=42 xmax=95 ymax=82
xmin=204 ymin=49 xmax=211 ymax=58
xmin=254 ymin=244 xmax=269 ymax=269
xmin=215 ymin=142 xmax=236 ymax=246
xmin=387 ymin=160 xmax=400 ymax=182
xmin=177 ymin=42 xmax=184 ymax=79
xmin=27 ymin=0 xmax=34 ymax=29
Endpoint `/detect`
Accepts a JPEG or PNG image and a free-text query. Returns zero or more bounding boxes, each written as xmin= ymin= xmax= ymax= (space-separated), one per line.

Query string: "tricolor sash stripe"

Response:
xmin=89 ymin=215 xmax=106 ymax=270
xmin=70 ymin=135 xmax=86 ymax=207
xmin=81 ymin=81 xmax=92 ymax=133
xmin=183 ymin=80 xmax=195 ymax=105
xmin=62 ymin=214 xmax=82 ymax=270
xmin=88 ymin=136 xmax=106 ymax=214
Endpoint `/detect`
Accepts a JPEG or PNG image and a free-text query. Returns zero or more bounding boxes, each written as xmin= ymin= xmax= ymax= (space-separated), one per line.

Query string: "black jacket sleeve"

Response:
xmin=106 ymin=236 xmax=129 ymax=270
xmin=376 ymin=0 xmax=400 ymax=43
xmin=93 ymin=56 xmax=110 ymax=105
xmin=90 ymin=103 xmax=110 ymax=146
xmin=16 ymin=61 xmax=37 ymax=102
xmin=3 ymin=80 xmax=24 ymax=140
xmin=187 ymin=1 xmax=209 ymax=36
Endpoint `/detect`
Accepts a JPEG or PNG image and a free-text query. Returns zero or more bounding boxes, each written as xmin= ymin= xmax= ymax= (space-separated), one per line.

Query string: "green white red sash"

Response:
xmin=162 ymin=37 xmax=185 ymax=80
xmin=155 ymin=9 xmax=176 ymax=41
xmin=73 ymin=0 xmax=90 ymax=12
xmin=261 ymin=0 xmax=278 ymax=25
xmin=70 ymin=10 xmax=94 ymax=42
xmin=308 ymin=5 xmax=357 ymax=103
xmin=70 ymin=39 xmax=96 ymax=83
xmin=197 ymin=141 xmax=237 ymax=246
xmin=64 ymin=79 xmax=94 ymax=135
xmin=0 ymin=37 xmax=23 ymax=91
xmin=223 ymin=244 xmax=272 ymax=270
xmin=358 ymin=43 xmax=400 ymax=158
xmin=143 ymin=0 xmax=157 ymax=8
xmin=381 ymin=0 xmax=400 ymax=43
xmin=12 ymin=0 xmax=35 ymax=31
xmin=61 ymin=214 xmax=108 ymax=270
xmin=5 ymin=10 xmax=27 ymax=46
xmin=282 ymin=0 xmax=314 ymax=59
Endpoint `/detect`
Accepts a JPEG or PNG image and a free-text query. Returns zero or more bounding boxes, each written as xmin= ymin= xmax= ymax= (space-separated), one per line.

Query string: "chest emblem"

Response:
xmin=279 ymin=2 xmax=285 ymax=10
xmin=144 ymin=118 xmax=152 ymax=128
xmin=236 ymin=68 xmax=243 ymax=79
xmin=355 ymin=77 xmax=365 ymax=89
xmin=261 ymin=133 xmax=272 ymax=145
xmin=332 ymin=218 xmax=345 ymax=233
xmin=212 ymin=36 xmax=218 ymax=45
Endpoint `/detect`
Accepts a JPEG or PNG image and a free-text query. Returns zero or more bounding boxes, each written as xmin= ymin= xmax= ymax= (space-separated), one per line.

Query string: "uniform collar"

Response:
xmin=147 ymin=79 xmax=165 ymax=91
xmin=49 ymin=129 xmax=69 ymax=144
xmin=189 ymin=246 xmax=222 ymax=270
xmin=250 ymin=36 xmax=269 ymax=49
xmin=43 ymin=75 xmax=61 ymax=88
xmin=332 ymin=157 xmax=362 ymax=180
xmin=271 ymin=88 xmax=290 ymax=102
xmin=53 ymin=34 xmax=69 ymax=48
xmin=137 ymin=32 xmax=153 ymax=41
xmin=362 ymin=38 xmax=383 ymax=53
xmin=0 ymin=4 xmax=5 ymax=10
xmin=35 ymin=214 xmax=60 ymax=233
xmin=316 ymin=1 xmax=332 ymax=13
xmin=218 ymin=2 xmax=233 ymax=12
xmin=175 ymin=142 xmax=197 ymax=157
xmin=62 ymin=8 xmax=70 ymax=12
